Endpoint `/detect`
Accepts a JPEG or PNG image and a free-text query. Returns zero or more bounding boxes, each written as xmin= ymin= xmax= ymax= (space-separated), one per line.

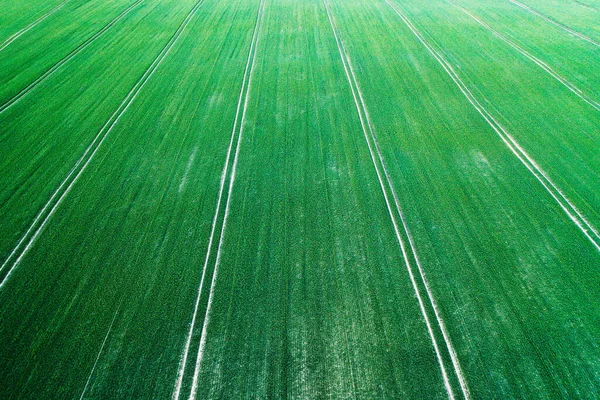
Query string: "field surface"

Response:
xmin=1 ymin=0 xmax=600 ymax=398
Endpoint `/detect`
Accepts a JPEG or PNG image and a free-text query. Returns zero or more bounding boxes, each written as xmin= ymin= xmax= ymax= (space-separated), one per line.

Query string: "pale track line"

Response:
xmin=571 ymin=0 xmax=600 ymax=12
xmin=0 ymin=0 xmax=143 ymax=114
xmin=508 ymin=0 xmax=600 ymax=48
xmin=169 ymin=11 xmax=256 ymax=396
xmin=383 ymin=0 xmax=600 ymax=253
xmin=173 ymin=1 xmax=264 ymax=399
xmin=0 ymin=0 xmax=70 ymax=52
xmin=450 ymin=2 xmax=600 ymax=112
xmin=186 ymin=0 xmax=265 ymax=398
xmin=169 ymin=0 xmax=257 ymax=391
xmin=323 ymin=1 xmax=470 ymax=399
xmin=79 ymin=299 xmax=123 ymax=400
xmin=0 ymin=0 xmax=207 ymax=290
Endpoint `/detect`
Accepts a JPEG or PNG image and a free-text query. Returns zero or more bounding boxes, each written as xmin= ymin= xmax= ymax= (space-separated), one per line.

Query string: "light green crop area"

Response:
xmin=1 ymin=0 xmax=599 ymax=398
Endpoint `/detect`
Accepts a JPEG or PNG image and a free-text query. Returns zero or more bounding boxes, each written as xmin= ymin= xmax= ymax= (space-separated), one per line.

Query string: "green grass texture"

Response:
xmin=1 ymin=0 xmax=599 ymax=397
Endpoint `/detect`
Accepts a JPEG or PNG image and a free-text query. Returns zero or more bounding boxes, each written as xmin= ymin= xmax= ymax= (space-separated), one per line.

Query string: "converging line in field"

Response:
xmin=0 ymin=0 xmax=143 ymax=114
xmin=79 ymin=298 xmax=123 ymax=400
xmin=571 ymin=0 xmax=600 ymax=12
xmin=0 ymin=0 xmax=207 ymax=290
xmin=507 ymin=0 xmax=600 ymax=48
xmin=448 ymin=1 xmax=600 ymax=112
xmin=172 ymin=0 xmax=266 ymax=398
xmin=0 ymin=0 xmax=71 ymax=53
xmin=323 ymin=1 xmax=470 ymax=399
xmin=383 ymin=0 xmax=600 ymax=253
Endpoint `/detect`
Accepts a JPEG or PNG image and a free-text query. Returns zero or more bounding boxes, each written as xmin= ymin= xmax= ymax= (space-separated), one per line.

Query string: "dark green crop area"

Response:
xmin=1 ymin=0 xmax=600 ymax=398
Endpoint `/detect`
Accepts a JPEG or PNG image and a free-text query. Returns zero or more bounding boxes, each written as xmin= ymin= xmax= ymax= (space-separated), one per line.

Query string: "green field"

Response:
xmin=1 ymin=0 xmax=600 ymax=397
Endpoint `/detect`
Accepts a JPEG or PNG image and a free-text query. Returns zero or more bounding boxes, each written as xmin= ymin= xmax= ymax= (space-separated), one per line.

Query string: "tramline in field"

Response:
xmin=1 ymin=0 xmax=600 ymax=397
